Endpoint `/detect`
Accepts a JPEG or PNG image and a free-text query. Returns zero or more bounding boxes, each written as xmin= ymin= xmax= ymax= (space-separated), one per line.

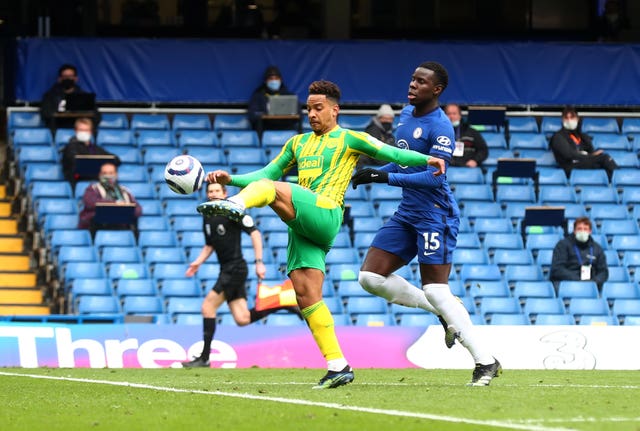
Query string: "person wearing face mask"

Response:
xmin=62 ymin=117 xmax=121 ymax=187
xmin=357 ymin=104 xmax=398 ymax=169
xmin=78 ymin=162 xmax=142 ymax=237
xmin=444 ymin=103 xmax=488 ymax=168
xmin=247 ymin=65 xmax=300 ymax=134
xmin=40 ymin=64 xmax=98 ymax=131
xmin=550 ymin=217 xmax=608 ymax=291
xmin=550 ymin=106 xmax=619 ymax=182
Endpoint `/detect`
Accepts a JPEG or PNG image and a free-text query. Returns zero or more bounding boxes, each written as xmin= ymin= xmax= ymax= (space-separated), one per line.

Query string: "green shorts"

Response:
xmin=285 ymin=184 xmax=343 ymax=274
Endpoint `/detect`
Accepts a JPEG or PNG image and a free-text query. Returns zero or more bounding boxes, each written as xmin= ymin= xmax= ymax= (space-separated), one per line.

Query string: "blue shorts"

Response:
xmin=370 ymin=211 xmax=459 ymax=265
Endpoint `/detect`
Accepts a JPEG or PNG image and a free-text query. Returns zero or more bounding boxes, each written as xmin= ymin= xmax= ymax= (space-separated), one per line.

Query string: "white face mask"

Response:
xmin=451 ymin=120 xmax=460 ymax=127
xmin=76 ymin=131 xmax=92 ymax=142
xmin=563 ymin=119 xmax=578 ymax=130
xmin=575 ymin=231 xmax=590 ymax=243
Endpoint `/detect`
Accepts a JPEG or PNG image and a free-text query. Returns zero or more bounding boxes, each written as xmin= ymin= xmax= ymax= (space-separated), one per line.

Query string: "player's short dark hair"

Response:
xmin=562 ymin=105 xmax=578 ymax=117
xmin=418 ymin=61 xmax=449 ymax=91
xmin=58 ymin=64 xmax=77 ymax=77
xmin=574 ymin=216 xmax=592 ymax=230
xmin=207 ymin=182 xmax=226 ymax=193
xmin=309 ymin=80 xmax=341 ymax=104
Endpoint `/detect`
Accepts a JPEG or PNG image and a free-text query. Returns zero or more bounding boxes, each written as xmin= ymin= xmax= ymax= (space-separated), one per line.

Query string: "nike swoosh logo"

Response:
xmin=424 ymin=252 xmax=436 ymax=256
xmin=371 ymin=174 xmax=378 ymax=178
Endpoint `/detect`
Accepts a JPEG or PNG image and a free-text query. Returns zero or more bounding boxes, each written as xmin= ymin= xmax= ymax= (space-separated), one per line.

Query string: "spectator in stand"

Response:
xmin=357 ymin=104 xmax=397 ymax=169
xmin=444 ymin=104 xmax=488 ymax=168
xmin=550 ymin=217 xmax=608 ymax=291
xmin=40 ymin=64 xmax=99 ymax=130
xmin=550 ymin=106 xmax=618 ymax=182
xmin=247 ymin=65 xmax=299 ymax=133
xmin=62 ymin=117 xmax=120 ymax=187
xmin=78 ymin=162 xmax=142 ymax=237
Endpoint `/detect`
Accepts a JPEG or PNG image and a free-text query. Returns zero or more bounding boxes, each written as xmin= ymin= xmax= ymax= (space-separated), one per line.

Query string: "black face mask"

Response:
xmin=61 ymin=78 xmax=75 ymax=90
xmin=381 ymin=122 xmax=393 ymax=132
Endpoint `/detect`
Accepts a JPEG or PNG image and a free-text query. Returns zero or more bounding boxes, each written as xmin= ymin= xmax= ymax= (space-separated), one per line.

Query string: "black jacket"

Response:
xmin=358 ymin=117 xmax=396 ymax=168
xmin=549 ymin=128 xmax=596 ymax=169
xmin=450 ymin=123 xmax=489 ymax=167
xmin=550 ymin=234 xmax=608 ymax=287
xmin=247 ymin=84 xmax=299 ymax=130
xmin=62 ymin=137 xmax=121 ymax=184
xmin=40 ymin=83 xmax=92 ymax=129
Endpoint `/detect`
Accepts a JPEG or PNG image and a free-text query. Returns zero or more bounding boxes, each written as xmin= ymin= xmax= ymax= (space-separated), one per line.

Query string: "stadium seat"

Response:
xmin=534 ymin=313 xmax=575 ymax=325
xmin=265 ymin=313 xmax=306 ymax=326
xmin=12 ymin=128 xmax=53 ymax=147
xmin=539 ymin=185 xmax=579 ymax=204
xmin=160 ymin=278 xmax=202 ymax=298
xmin=354 ymin=313 xmax=394 ymax=326
xmin=137 ymin=215 xmax=170 ymax=231
xmin=164 ymin=200 xmax=199 ymax=218
xmin=63 ymin=262 xmax=106 ymax=286
xmin=29 ymin=181 xmax=73 ymax=201
xmin=102 ymin=145 xmax=142 ymax=164
xmin=601 ymin=219 xmax=639 ymax=237
xmin=459 ymin=264 xmax=501 ymax=285
xmin=213 ymin=114 xmax=251 ymax=130
xmin=579 ymin=186 xmax=619 ymax=206
xmin=69 ymin=278 xmax=113 ymax=310
xmin=77 ymin=295 xmax=121 ymax=315
xmin=183 ymin=147 xmax=226 ymax=165
xmin=17 ymin=145 xmax=59 ymax=172
xmin=507 ymin=116 xmax=538 ymax=133
xmin=612 ymin=169 xmax=640 ymax=190
xmin=397 ymin=313 xmax=441 ymax=327
xmin=228 ymin=147 xmax=267 ymax=165
xmin=329 ymin=264 xmax=360 ymax=282
xmin=370 ymin=183 xmax=403 ymax=201
xmin=176 ymin=313 xmax=203 ymax=325
xmin=490 ymin=313 xmax=530 ymax=325
xmin=540 ymin=116 xmax=562 ymax=135
xmin=590 ymin=204 xmax=629 ymax=222
xmin=219 ymin=130 xmax=260 ymax=148
xmin=469 ymin=280 xmax=510 ymax=299
xmin=525 ymin=233 xmax=562 ymax=252
xmin=53 ymin=128 xmax=75 ymax=149
xmin=108 ymin=262 xmax=149 ymax=281
xmin=101 ymin=246 xmax=143 ymax=264
xmin=461 ymin=201 xmax=502 ymax=219
xmin=117 ymin=165 xmax=149 ymax=183
xmin=581 ymin=117 xmax=619 ymax=134
xmin=483 ymin=233 xmax=524 ymax=251
xmin=456 ymin=232 xmax=482 ymax=249
xmin=523 ymin=297 xmax=565 ymax=316
xmin=607 ymin=266 xmax=630 ymax=283
xmin=99 ymin=113 xmax=129 ymax=129
xmin=179 ymin=231 xmax=205 ymax=248
xmin=138 ymin=230 xmax=179 ymax=248
xmin=177 ymin=130 xmax=219 ymax=148
xmin=623 ymin=315 xmax=640 ymax=325
xmin=261 ymin=130 xmax=297 ymax=148
xmin=482 ymin=132 xmax=508 ymax=149
xmin=496 ymin=185 xmax=536 ymax=204
xmin=338 ymin=114 xmax=371 ymax=130
xmin=166 ymin=297 xmax=204 ymax=316
xmin=509 ymin=132 xmax=547 ymax=151
xmin=151 ymin=263 xmax=188 ymax=281
xmin=131 ymin=114 xmax=170 ymax=130
xmin=446 ymin=166 xmax=485 ymax=184
xmin=453 ymin=248 xmax=489 ymax=267
xmin=568 ymin=298 xmax=610 ymax=317
xmin=591 ymin=133 xmax=630 ymax=151
xmin=570 ymin=169 xmax=610 ymax=187
xmin=472 ymin=217 xmax=513 ymax=235
xmin=50 ymin=229 xmax=92 ymax=251
xmin=346 ymin=296 xmax=388 ymax=315
xmin=144 ymin=246 xmax=186 ymax=264
xmin=116 ymin=279 xmax=158 ymax=297
xmin=122 ymin=295 xmax=164 ymax=314
xmin=454 ymin=184 xmax=493 ymax=202
xmin=9 ymin=111 xmax=43 ymax=130
xmin=136 ymin=129 xmax=175 ymax=147
xmin=42 ymin=214 xmax=79 ymax=236
xmin=96 ymin=129 xmax=134 ymax=146
xmin=24 ymin=163 xmax=64 ymax=184
xmin=492 ymin=248 xmax=534 ymax=267
xmin=504 ymin=265 xmax=543 ymax=286
xmin=557 ymin=281 xmax=599 ymax=300
xmin=478 ymin=297 xmax=521 ymax=318
xmin=142 ymin=146 xmax=181 ymax=166
xmin=611 ymin=235 xmax=640 ymax=253
xmin=513 ymin=281 xmax=556 ymax=301
xmin=172 ymin=114 xmax=211 ymax=131
xmin=325 ymin=247 xmax=359 ymax=265
xmin=538 ymin=167 xmax=568 ymax=186
xmin=172 ymin=216 xmax=203 ymax=233
xmin=578 ymin=314 xmax=618 ymax=326
xmin=621 ymin=187 xmax=640 ymax=206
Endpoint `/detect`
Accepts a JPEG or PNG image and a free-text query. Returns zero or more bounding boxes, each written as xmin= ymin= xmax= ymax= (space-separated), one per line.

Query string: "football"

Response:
xmin=164 ymin=154 xmax=205 ymax=194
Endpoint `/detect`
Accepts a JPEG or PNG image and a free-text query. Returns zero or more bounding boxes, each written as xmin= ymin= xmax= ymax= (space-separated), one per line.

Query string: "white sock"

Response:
xmin=423 ymin=283 xmax=494 ymax=365
xmin=359 ymin=271 xmax=438 ymax=314
xmin=228 ymin=195 xmax=246 ymax=210
xmin=327 ymin=357 xmax=349 ymax=372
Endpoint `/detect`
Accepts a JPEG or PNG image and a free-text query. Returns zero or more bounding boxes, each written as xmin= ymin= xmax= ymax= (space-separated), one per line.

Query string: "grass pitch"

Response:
xmin=1 ymin=368 xmax=638 ymax=431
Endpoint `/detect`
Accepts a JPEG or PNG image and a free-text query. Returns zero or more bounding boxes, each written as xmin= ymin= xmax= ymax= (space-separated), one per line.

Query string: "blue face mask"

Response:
xmin=266 ymin=79 xmax=281 ymax=92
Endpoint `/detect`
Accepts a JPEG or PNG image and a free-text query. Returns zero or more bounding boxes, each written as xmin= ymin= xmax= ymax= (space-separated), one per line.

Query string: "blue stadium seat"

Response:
xmin=108 ymin=262 xmax=149 ymax=281
xmin=9 ymin=112 xmax=43 ymax=130
xmin=137 ymin=215 xmax=170 ymax=231
xmin=525 ymin=233 xmax=562 ymax=252
xmin=490 ymin=313 xmax=530 ymax=325
xmin=142 ymin=146 xmax=181 ymax=166
xmin=54 ymin=128 xmax=75 ymax=149
xmin=175 ymin=313 xmax=202 ymax=325
xmin=152 ymin=263 xmax=188 ymax=280
xmin=123 ymin=182 xmax=157 ymax=200
xmin=453 ymin=248 xmax=489 ymax=267
xmin=122 ymin=295 xmax=164 ymax=314
xmin=172 ymin=215 xmax=203 ymax=233
xmin=538 ymin=167 xmax=568 ymax=186
xmin=29 ymin=181 xmax=73 ymax=200
xmin=482 ymin=132 xmax=508 ymax=149
xmin=513 ymin=281 xmax=556 ymax=301
xmin=172 ymin=114 xmax=211 ymax=131
xmin=496 ymin=185 xmax=536 ymax=204
xmin=116 ymin=279 xmax=158 ymax=297
xmin=96 ymin=129 xmax=134 ymax=146
xmin=621 ymin=187 xmax=640 ymax=206
xmin=338 ymin=114 xmax=372 ymax=130
xmin=456 ymin=232 xmax=482 ymax=249
xmin=454 ymin=184 xmax=493 ymax=202
xmin=508 ymin=116 xmax=538 ymax=133
xmin=325 ymin=247 xmax=359 ymax=265
xmin=624 ymin=315 xmax=640 ymax=325
xmin=478 ymin=297 xmax=521 ymax=318
xmin=397 ymin=313 xmax=441 ymax=327
xmin=220 ymin=130 xmax=260 ymax=148
xmin=99 ymin=113 xmax=129 ymax=129
xmin=24 ymin=163 xmax=64 ymax=184
xmin=589 ymin=204 xmax=629 ymax=222
xmin=604 ymin=249 xmax=621 ymax=266
xmin=473 ymin=217 xmax=513 ymax=235
xmin=166 ymin=297 xmax=203 ymax=316
xmin=139 ymin=231 xmax=179 ymax=248
xmin=354 ymin=313 xmax=394 ymax=326
xmin=77 ymin=295 xmax=121 ymax=314
xmin=612 ymin=169 xmax=640 ymax=190
xmin=534 ymin=313 xmax=575 ymax=325
xmin=493 ymin=248 xmax=534 ymax=267
xmin=160 ymin=278 xmax=202 ymax=298
xmin=70 ymin=278 xmax=113 ymax=306
xmin=568 ymin=298 xmax=610 ymax=317
xmin=42 ymin=214 xmax=79 ymax=236
xmin=483 ymin=233 xmax=524 ymax=251
xmin=607 ymin=266 xmax=630 ymax=283
xmin=102 ymin=145 xmax=142 ymax=164
xmin=12 ymin=128 xmax=53 ymax=146
xmin=540 ymin=117 xmax=562 ymax=135
xmin=569 ymin=169 xmax=609 ymax=187
xmin=265 ymin=313 xmax=307 ymax=326
xmin=329 ymin=263 xmax=360 ymax=282
xmin=261 ymin=130 xmax=297 ymax=148
xmin=469 ymin=280 xmax=510 ymax=299
xmin=601 ymin=219 xmax=639 ymax=237
xmin=183 ymin=147 xmax=226 ymax=165
xmin=459 ymin=264 xmax=501 ymax=285
xmin=609 ymin=151 xmax=639 ymax=169
xmin=621 ymin=118 xmax=640 ymax=136
xmin=131 ymin=114 xmax=170 ymax=130
xmin=346 ymin=296 xmax=388 ymax=315
xmin=50 ymin=229 xmax=92 ymax=250
xmin=504 ymin=265 xmax=543 ymax=286
xmin=164 ymin=200 xmax=199 ymax=218
xmin=612 ymin=299 xmax=640 ymax=320
xmin=557 ymin=281 xmax=599 ymax=300
xmin=592 ymin=133 xmax=630 ymax=151
xmin=369 ymin=183 xmax=403 ymax=201
xmin=177 ymin=130 xmax=219 ymax=147
xmin=446 ymin=166 xmax=484 ymax=184
xmin=581 ymin=117 xmax=619 ymax=134
xmin=347 ymin=201 xmax=375 ymax=218
xmin=536 ymin=249 xmax=554 ymax=269
xmin=63 ymin=262 xmax=106 ymax=285
xmin=179 ymin=231 xmax=205 ymax=248
xmin=462 ymin=201 xmax=503 ymax=219
xmin=510 ymin=133 xmax=547 ymax=151
xmin=523 ymin=297 xmax=565 ymax=316
xmin=101 ymin=246 xmax=143 ymax=264
xmin=611 ymin=235 xmax=640 ymax=253
xmin=213 ymin=114 xmax=251 ymax=130
xmin=56 ymin=246 xmax=98 ymax=267
xmin=227 ymin=148 xmax=267 ymax=165
xmin=579 ymin=186 xmax=619 ymax=206
xmin=17 ymin=145 xmax=58 ymax=171
xmin=136 ymin=129 xmax=175 ymax=147
xmin=117 ymin=165 xmax=149 ymax=183
xmin=35 ymin=198 xmax=78 ymax=224
xmin=621 ymin=252 xmax=640 ymax=273
xmin=578 ymin=314 xmax=618 ymax=325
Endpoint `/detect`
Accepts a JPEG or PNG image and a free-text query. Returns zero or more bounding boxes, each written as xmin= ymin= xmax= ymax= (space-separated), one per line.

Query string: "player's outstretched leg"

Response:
xmin=197 ymin=198 xmax=245 ymax=222
xmin=469 ymin=358 xmax=502 ymax=387
xmin=313 ymin=366 xmax=355 ymax=389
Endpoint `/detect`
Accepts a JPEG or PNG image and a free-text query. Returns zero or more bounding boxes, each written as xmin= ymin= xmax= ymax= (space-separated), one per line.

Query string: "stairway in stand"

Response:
xmin=0 ymin=184 xmax=49 ymax=315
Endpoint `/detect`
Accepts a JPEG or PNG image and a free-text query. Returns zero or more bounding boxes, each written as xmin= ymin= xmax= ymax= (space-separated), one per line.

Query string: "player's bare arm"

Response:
xmin=205 ymin=169 xmax=232 ymax=185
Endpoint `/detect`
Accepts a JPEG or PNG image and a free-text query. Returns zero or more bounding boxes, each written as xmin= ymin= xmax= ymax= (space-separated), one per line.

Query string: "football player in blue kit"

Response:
xmin=351 ymin=61 xmax=501 ymax=386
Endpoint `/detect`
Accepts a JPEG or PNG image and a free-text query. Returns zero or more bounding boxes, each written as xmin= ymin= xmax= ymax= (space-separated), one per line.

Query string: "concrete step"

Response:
xmin=0 ymin=237 xmax=23 ymax=253
xmin=0 ymin=219 xmax=18 ymax=235
xmin=0 ymin=304 xmax=50 ymax=315
xmin=0 ymin=202 xmax=11 ymax=217
xmin=0 ymin=254 xmax=30 ymax=271
xmin=0 ymin=272 xmax=37 ymax=288
xmin=0 ymin=289 xmax=43 ymax=305
xmin=0 ymin=185 xmax=6 ymax=199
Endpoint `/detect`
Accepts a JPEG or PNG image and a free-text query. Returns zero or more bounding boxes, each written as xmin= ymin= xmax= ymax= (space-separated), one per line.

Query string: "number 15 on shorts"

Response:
xmin=422 ymin=232 xmax=440 ymax=256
